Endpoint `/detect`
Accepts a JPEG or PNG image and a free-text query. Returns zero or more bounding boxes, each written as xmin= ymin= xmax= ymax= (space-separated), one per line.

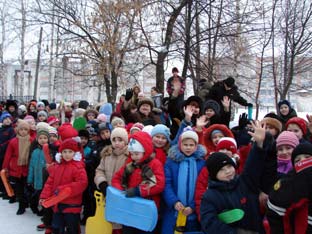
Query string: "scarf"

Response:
xmin=177 ymin=157 xmax=197 ymax=206
xmin=112 ymin=145 xmax=128 ymax=157
xmin=17 ymin=135 xmax=31 ymax=166
xmin=277 ymin=156 xmax=293 ymax=174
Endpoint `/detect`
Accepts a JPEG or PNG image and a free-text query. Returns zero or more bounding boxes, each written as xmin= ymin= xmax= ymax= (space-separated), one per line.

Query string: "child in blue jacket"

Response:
xmin=200 ymin=121 xmax=268 ymax=234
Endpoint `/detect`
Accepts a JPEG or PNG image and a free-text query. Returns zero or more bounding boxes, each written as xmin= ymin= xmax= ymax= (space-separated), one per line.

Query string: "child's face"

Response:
xmin=49 ymin=134 xmax=58 ymax=144
xmin=277 ymin=145 xmax=293 ymax=160
xmin=87 ymin=113 xmax=96 ymax=121
xmin=114 ymin=122 xmax=125 ymax=129
xmin=112 ymin=137 xmax=126 ymax=150
xmin=188 ymin=102 xmax=200 ymax=115
xmin=216 ymin=164 xmax=236 ymax=182
xmin=38 ymin=135 xmax=49 ymax=146
xmin=279 ymin=104 xmax=290 ymax=116
xmin=18 ymin=127 xmax=29 ymax=137
xmin=8 ymin=106 xmax=15 ymax=112
xmin=205 ymin=109 xmax=215 ymax=119
xmin=211 ymin=133 xmax=225 ymax=146
xmin=152 ymin=134 xmax=168 ymax=148
xmin=62 ymin=149 xmax=75 ymax=161
xmin=218 ymin=149 xmax=233 ymax=158
xmin=130 ymin=151 xmax=144 ymax=162
xmin=51 ymin=122 xmax=59 ymax=129
xmin=181 ymin=138 xmax=197 ymax=156
xmin=28 ymin=121 xmax=36 ymax=131
xmin=30 ymin=105 xmax=36 ymax=111
xmin=100 ymin=129 xmax=110 ymax=140
xmin=38 ymin=115 xmax=46 ymax=122
xmin=265 ymin=124 xmax=278 ymax=137
xmin=2 ymin=118 xmax=12 ymax=126
xmin=294 ymin=154 xmax=312 ymax=164
xmin=139 ymin=104 xmax=151 ymax=116
xmin=287 ymin=124 xmax=303 ymax=139
xmin=80 ymin=136 xmax=89 ymax=147
xmin=37 ymin=106 xmax=45 ymax=111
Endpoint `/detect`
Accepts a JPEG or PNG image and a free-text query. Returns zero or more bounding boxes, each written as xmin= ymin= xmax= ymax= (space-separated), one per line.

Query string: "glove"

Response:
xmin=99 ymin=181 xmax=108 ymax=196
xmin=125 ymin=88 xmax=133 ymax=101
xmin=125 ymin=187 xmax=140 ymax=197
xmin=247 ymin=103 xmax=253 ymax=107
xmin=238 ymin=113 xmax=249 ymax=130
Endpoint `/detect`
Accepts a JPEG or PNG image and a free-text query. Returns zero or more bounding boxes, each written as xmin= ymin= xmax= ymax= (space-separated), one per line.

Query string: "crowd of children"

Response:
xmin=1 ymin=79 xmax=312 ymax=234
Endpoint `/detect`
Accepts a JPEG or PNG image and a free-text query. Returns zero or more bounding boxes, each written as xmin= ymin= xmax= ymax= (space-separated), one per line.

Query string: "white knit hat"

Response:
xmin=180 ymin=127 xmax=198 ymax=144
xmin=128 ymin=138 xmax=145 ymax=152
xmin=110 ymin=127 xmax=128 ymax=144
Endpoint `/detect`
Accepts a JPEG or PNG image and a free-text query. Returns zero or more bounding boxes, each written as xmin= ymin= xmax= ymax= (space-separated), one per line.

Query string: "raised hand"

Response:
xmin=221 ymin=96 xmax=231 ymax=112
xmin=248 ymin=120 xmax=266 ymax=148
xmin=306 ymin=114 xmax=312 ymax=134
xmin=125 ymin=88 xmax=133 ymax=101
xmin=238 ymin=113 xmax=249 ymax=130
xmin=196 ymin=115 xmax=209 ymax=130
xmin=184 ymin=105 xmax=194 ymax=122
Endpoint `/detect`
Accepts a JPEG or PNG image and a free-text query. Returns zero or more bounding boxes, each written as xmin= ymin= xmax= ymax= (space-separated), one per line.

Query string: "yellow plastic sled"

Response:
xmin=86 ymin=191 xmax=112 ymax=234
xmin=174 ymin=210 xmax=187 ymax=234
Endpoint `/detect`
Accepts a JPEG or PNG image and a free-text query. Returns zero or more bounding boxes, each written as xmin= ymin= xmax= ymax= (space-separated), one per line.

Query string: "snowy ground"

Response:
xmin=0 ymin=198 xmax=86 ymax=234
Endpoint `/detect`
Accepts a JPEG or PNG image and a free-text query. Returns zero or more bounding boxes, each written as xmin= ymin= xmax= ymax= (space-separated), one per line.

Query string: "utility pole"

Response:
xmin=34 ymin=27 xmax=43 ymax=99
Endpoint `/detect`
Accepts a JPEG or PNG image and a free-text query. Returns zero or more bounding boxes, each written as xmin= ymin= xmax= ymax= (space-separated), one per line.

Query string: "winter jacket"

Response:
xmin=94 ymin=145 xmax=128 ymax=188
xmin=153 ymin=147 xmax=167 ymax=166
xmin=200 ymin=144 xmax=267 ymax=234
xmin=267 ymin=167 xmax=312 ymax=234
xmin=27 ymin=147 xmax=46 ymax=190
xmin=161 ymin=144 xmax=206 ymax=234
xmin=111 ymin=132 xmax=165 ymax=208
xmin=2 ymin=137 xmax=33 ymax=178
xmin=0 ymin=125 xmax=15 ymax=162
xmin=40 ymin=159 xmax=88 ymax=214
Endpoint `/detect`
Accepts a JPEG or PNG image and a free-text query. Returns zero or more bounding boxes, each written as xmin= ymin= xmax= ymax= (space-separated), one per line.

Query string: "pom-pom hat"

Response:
xmin=276 ymin=131 xmax=299 ymax=149
xmin=216 ymin=137 xmax=237 ymax=154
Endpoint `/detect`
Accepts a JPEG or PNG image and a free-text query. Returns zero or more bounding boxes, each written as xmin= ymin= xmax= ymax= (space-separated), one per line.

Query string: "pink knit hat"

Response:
xmin=276 ymin=131 xmax=300 ymax=149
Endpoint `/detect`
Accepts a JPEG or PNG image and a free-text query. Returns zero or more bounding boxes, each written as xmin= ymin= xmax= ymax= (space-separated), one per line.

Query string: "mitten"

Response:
xmin=125 ymin=187 xmax=140 ymax=197
xmin=99 ymin=181 xmax=108 ymax=196
xmin=125 ymin=88 xmax=133 ymax=101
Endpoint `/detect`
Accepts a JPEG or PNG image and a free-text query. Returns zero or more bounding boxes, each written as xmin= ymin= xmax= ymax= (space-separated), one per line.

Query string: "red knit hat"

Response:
xmin=286 ymin=117 xmax=307 ymax=136
xmin=47 ymin=116 xmax=60 ymax=126
xmin=216 ymin=137 xmax=237 ymax=154
xmin=59 ymin=138 xmax=80 ymax=153
xmin=58 ymin=123 xmax=78 ymax=140
xmin=276 ymin=131 xmax=299 ymax=149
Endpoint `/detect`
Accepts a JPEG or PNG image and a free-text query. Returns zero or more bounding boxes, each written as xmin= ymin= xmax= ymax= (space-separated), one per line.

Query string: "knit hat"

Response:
xmin=216 ymin=137 xmax=237 ymax=154
xmin=137 ymin=98 xmax=154 ymax=110
xmin=291 ymin=143 xmax=312 ymax=165
xmin=286 ymin=117 xmax=307 ymax=136
xmin=16 ymin=119 xmax=30 ymax=131
xmin=18 ymin=105 xmax=27 ymax=113
xmin=206 ymin=152 xmax=236 ymax=180
xmin=224 ymin=77 xmax=235 ymax=87
xmin=78 ymin=129 xmax=89 ymax=139
xmin=276 ymin=131 xmax=299 ymax=149
xmin=0 ymin=112 xmax=11 ymax=123
xmin=49 ymin=102 xmax=57 ymax=110
xmin=278 ymin=100 xmax=291 ymax=109
xmin=24 ymin=115 xmax=35 ymax=122
xmin=37 ymin=101 xmax=45 ymax=108
xmin=211 ymin=129 xmax=224 ymax=137
xmin=37 ymin=110 xmax=48 ymax=118
xmin=111 ymin=127 xmax=128 ymax=144
xmin=151 ymin=124 xmax=171 ymax=142
xmin=142 ymin=125 xmax=154 ymax=136
xmin=37 ymin=129 xmax=49 ymax=139
xmin=204 ymin=99 xmax=220 ymax=115
xmin=58 ymin=123 xmax=78 ymax=140
xmin=261 ymin=117 xmax=282 ymax=133
xmin=97 ymin=113 xmax=107 ymax=123
xmin=78 ymin=100 xmax=89 ymax=109
xmin=47 ymin=116 xmax=60 ymax=126
xmin=129 ymin=122 xmax=144 ymax=134
xmin=179 ymin=127 xmax=198 ymax=144
xmin=111 ymin=117 xmax=125 ymax=128
xmin=59 ymin=138 xmax=80 ymax=153
xmin=36 ymin=122 xmax=50 ymax=131
xmin=48 ymin=126 xmax=58 ymax=136
xmin=73 ymin=117 xmax=87 ymax=131
xmin=98 ymin=122 xmax=110 ymax=132
xmin=128 ymin=138 xmax=145 ymax=152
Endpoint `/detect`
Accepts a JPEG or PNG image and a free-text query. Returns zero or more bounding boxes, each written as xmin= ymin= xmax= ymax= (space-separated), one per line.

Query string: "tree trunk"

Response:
xmin=20 ymin=0 xmax=26 ymax=96
xmin=155 ymin=52 xmax=166 ymax=94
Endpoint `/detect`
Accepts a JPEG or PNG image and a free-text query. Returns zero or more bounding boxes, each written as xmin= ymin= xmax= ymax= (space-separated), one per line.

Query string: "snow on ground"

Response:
xmin=0 ymin=198 xmax=86 ymax=234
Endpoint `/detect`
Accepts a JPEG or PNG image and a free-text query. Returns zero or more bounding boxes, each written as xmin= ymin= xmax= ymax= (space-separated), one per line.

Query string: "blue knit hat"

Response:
xmin=278 ymin=100 xmax=291 ymax=109
xmin=151 ymin=124 xmax=171 ymax=143
xmin=0 ymin=112 xmax=12 ymax=123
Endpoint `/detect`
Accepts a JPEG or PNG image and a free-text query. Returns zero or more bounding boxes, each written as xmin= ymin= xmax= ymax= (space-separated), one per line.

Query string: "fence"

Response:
xmin=0 ymin=95 xmax=34 ymax=104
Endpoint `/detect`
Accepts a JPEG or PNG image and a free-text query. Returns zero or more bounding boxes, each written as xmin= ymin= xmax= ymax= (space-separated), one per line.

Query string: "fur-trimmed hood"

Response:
xmin=167 ymin=144 xmax=206 ymax=162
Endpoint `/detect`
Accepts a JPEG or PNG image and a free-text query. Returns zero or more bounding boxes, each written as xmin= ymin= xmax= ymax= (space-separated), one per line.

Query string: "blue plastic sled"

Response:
xmin=105 ymin=186 xmax=158 ymax=232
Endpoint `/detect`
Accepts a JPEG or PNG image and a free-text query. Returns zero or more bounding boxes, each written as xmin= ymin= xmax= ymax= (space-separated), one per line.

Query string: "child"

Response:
xmin=162 ymin=127 xmax=206 ymax=234
xmin=112 ymin=131 xmax=165 ymax=234
xmin=37 ymin=110 xmax=48 ymax=123
xmin=200 ymin=121 xmax=267 ymax=233
xmin=0 ymin=112 xmax=15 ymax=198
xmin=150 ymin=124 xmax=171 ymax=165
xmin=277 ymin=100 xmax=297 ymax=127
xmin=94 ymin=127 xmax=129 ymax=233
xmin=27 ymin=129 xmax=50 ymax=215
xmin=275 ymin=131 xmax=299 ymax=176
xmin=267 ymin=143 xmax=312 ymax=233
xmin=286 ymin=117 xmax=308 ymax=143
xmin=111 ymin=117 xmax=125 ymax=129
xmin=48 ymin=127 xmax=61 ymax=147
xmin=2 ymin=120 xmax=33 ymax=214
xmin=203 ymin=98 xmax=231 ymax=127
xmin=39 ymin=138 xmax=88 ymax=234
xmin=47 ymin=116 xmax=60 ymax=129
xmin=261 ymin=115 xmax=282 ymax=138
xmin=83 ymin=109 xmax=98 ymax=122
xmin=24 ymin=115 xmax=37 ymax=139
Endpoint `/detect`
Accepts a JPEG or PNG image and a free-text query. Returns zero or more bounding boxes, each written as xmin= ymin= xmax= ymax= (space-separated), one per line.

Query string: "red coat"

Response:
xmin=2 ymin=137 xmax=33 ymax=178
xmin=111 ymin=131 xmax=165 ymax=208
xmin=40 ymin=160 xmax=88 ymax=213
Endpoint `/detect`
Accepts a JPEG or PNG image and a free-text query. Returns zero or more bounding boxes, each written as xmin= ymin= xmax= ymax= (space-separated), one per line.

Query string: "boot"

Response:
xmin=16 ymin=202 xmax=26 ymax=215
xmin=9 ymin=196 xmax=16 ymax=203
xmin=36 ymin=223 xmax=46 ymax=231
xmin=45 ymin=227 xmax=52 ymax=234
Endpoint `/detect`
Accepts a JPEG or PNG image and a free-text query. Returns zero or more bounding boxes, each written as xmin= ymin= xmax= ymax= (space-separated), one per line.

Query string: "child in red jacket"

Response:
xmin=111 ymin=131 xmax=165 ymax=234
xmin=2 ymin=119 xmax=33 ymax=215
xmin=39 ymin=138 xmax=88 ymax=234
